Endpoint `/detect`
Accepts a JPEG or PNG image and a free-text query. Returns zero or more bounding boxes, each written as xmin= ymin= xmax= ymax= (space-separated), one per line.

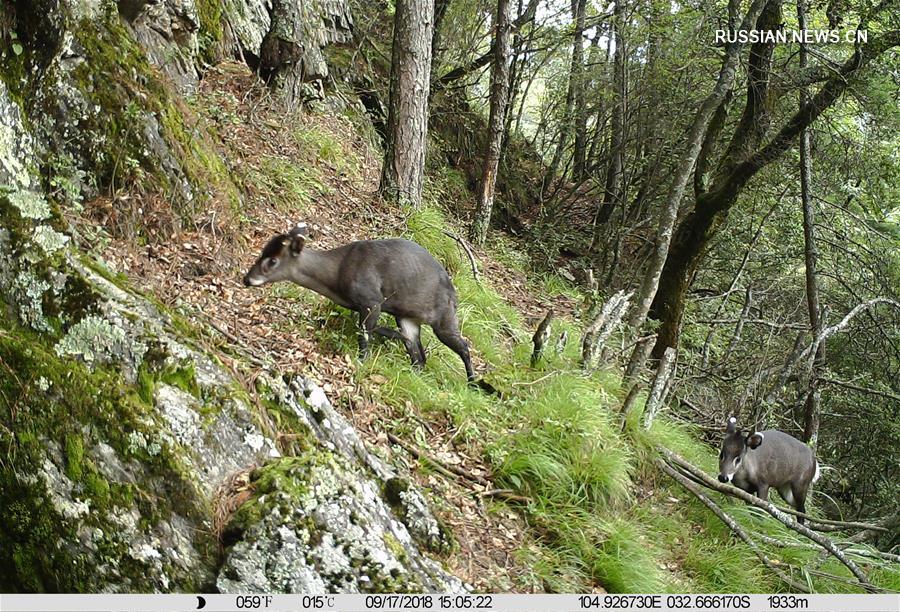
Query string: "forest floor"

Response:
xmin=68 ymin=62 xmax=899 ymax=594
xmin=84 ymin=62 xmax=578 ymax=591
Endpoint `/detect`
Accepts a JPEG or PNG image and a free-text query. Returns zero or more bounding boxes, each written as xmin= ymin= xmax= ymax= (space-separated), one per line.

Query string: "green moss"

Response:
xmin=224 ymin=455 xmax=320 ymax=542
xmin=158 ymin=101 xmax=242 ymax=214
xmin=0 ymin=21 xmax=29 ymax=105
xmin=194 ymin=0 xmax=225 ymax=64
xmin=382 ymin=532 xmax=408 ymax=564
xmin=0 ymin=315 xmax=211 ymax=591
xmin=65 ymin=434 xmax=85 ymax=481
xmin=69 ymin=14 xmax=168 ymax=190
xmin=159 ymin=363 xmax=200 ymax=397
xmin=2 ymin=482 xmax=93 ymax=592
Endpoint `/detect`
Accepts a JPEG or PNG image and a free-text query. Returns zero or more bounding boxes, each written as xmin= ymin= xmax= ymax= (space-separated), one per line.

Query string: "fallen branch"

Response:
xmin=753 ymin=531 xmax=900 ymax=564
xmin=387 ymin=433 xmax=531 ymax=505
xmin=658 ymin=460 xmax=811 ymax=592
xmin=663 ymin=449 xmax=887 ymax=531
xmin=443 ymin=230 xmax=480 ymax=282
xmin=659 ymin=447 xmax=875 ymax=590
xmin=479 ymin=488 xmax=531 ymax=503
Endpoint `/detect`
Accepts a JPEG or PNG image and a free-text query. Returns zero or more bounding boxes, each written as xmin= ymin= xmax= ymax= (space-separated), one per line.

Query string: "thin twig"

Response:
xmin=387 ymin=433 xmax=532 ymax=505
xmin=442 ymin=230 xmax=480 ymax=282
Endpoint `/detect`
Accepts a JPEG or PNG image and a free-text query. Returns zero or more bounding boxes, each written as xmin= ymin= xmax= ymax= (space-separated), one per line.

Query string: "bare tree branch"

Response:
xmin=659 ymin=460 xmax=811 ymax=592
xmin=659 ymin=447 xmax=876 ymax=590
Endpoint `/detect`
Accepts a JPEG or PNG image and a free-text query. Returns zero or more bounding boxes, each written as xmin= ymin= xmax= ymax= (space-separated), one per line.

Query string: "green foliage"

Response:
xmin=254 ymin=157 xmax=330 ymax=212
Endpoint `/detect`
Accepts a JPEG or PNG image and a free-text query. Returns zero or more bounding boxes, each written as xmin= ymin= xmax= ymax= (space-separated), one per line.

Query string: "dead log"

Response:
xmin=580 ymin=289 xmax=633 ymax=369
xmin=555 ymin=329 xmax=569 ymax=355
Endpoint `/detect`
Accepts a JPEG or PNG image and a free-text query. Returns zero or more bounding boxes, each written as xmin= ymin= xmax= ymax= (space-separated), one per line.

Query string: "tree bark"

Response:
xmin=571 ymin=0 xmax=589 ymax=180
xmin=544 ymin=0 xmax=586 ymax=191
xmin=594 ymin=0 xmax=626 ymax=225
xmin=470 ymin=0 xmax=513 ymax=245
xmin=798 ymin=0 xmax=822 ymax=447
xmin=627 ymin=0 xmax=771 ymax=331
xmin=380 ymin=0 xmax=435 ymax=208
xmin=648 ymin=28 xmax=900 ymax=357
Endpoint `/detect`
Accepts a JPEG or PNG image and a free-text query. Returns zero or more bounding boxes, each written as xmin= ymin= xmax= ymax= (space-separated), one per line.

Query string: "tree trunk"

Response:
xmin=380 ymin=0 xmax=435 ymax=208
xmin=543 ymin=0 xmax=586 ymax=191
xmin=648 ymin=28 xmax=899 ymax=357
xmin=628 ymin=0 xmax=771 ymax=331
xmin=470 ymin=0 xmax=513 ymax=245
xmin=594 ymin=0 xmax=626 ymax=225
xmin=571 ymin=0 xmax=588 ymax=180
xmin=798 ymin=0 xmax=822 ymax=446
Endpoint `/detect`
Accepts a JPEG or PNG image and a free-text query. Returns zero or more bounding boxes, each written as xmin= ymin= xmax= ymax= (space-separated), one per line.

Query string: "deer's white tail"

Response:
xmin=813 ymin=461 xmax=821 ymax=484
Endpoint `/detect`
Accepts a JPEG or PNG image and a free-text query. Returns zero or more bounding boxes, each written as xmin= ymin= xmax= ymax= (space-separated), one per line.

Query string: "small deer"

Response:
xmin=243 ymin=224 xmax=476 ymax=382
xmin=717 ymin=416 xmax=820 ymax=523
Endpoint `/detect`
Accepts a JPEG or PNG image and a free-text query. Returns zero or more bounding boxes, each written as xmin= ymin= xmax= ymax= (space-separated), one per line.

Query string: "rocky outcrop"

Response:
xmin=114 ymin=0 xmax=353 ymax=99
xmin=259 ymin=0 xmax=353 ymax=106
xmin=0 ymin=0 xmax=464 ymax=594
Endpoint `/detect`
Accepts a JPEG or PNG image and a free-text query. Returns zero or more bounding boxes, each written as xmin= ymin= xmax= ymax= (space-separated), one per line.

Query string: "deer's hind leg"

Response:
xmin=397 ymin=317 xmax=425 ymax=367
xmin=790 ymin=483 xmax=810 ymax=524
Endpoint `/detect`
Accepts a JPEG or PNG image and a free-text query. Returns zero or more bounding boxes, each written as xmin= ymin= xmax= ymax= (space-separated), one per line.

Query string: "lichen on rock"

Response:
xmin=7 ymin=190 xmax=51 ymax=220
xmin=1 ymin=0 xmax=461 ymax=595
xmin=55 ymin=313 xmax=148 ymax=372
xmin=218 ymin=453 xmax=467 ymax=594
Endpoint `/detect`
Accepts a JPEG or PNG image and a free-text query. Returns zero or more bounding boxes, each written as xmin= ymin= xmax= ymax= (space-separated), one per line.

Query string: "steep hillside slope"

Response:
xmin=2 ymin=0 xmax=897 ymax=595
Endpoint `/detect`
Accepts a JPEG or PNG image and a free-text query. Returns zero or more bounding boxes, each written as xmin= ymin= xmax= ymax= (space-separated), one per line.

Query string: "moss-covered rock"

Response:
xmin=218 ymin=452 xmax=465 ymax=593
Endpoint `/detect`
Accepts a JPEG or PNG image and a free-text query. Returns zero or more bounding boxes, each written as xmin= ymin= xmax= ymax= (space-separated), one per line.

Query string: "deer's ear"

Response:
xmin=726 ymin=416 xmax=738 ymax=434
xmin=747 ymin=432 xmax=765 ymax=449
xmin=290 ymin=234 xmax=305 ymax=256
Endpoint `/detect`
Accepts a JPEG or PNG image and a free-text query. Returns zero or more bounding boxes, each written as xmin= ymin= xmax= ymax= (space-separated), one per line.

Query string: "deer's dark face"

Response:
xmin=243 ymin=233 xmax=305 ymax=287
xmin=717 ymin=417 xmax=764 ymax=483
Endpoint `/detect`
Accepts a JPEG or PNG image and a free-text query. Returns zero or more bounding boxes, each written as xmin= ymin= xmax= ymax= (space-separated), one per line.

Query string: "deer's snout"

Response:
xmin=717 ymin=474 xmax=728 ymax=483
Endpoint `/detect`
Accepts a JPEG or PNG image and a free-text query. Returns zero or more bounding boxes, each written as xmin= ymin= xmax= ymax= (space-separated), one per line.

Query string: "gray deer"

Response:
xmin=717 ymin=416 xmax=820 ymax=523
xmin=243 ymin=224 xmax=477 ymax=382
